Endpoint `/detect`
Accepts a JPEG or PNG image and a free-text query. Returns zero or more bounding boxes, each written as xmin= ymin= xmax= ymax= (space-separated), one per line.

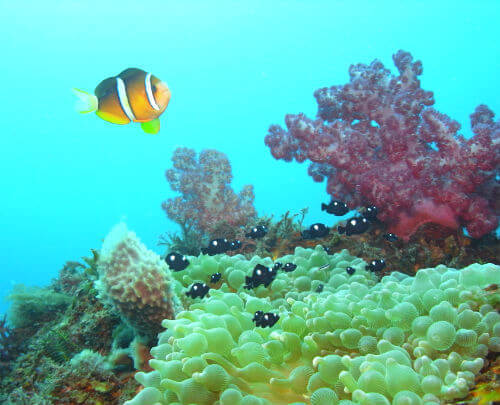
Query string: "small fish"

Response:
xmin=319 ymin=263 xmax=330 ymax=270
xmin=73 ymin=68 xmax=171 ymax=134
xmin=383 ymin=233 xmax=398 ymax=242
xmin=338 ymin=216 xmax=369 ymax=236
xmin=365 ymin=259 xmax=386 ymax=272
xmin=245 ymin=225 xmax=268 ymax=239
xmin=315 ymin=284 xmax=324 ymax=293
xmin=252 ymin=310 xmax=264 ymax=323
xmin=201 ymin=238 xmax=230 ymax=256
xmin=321 ymin=200 xmax=349 ymax=216
xmin=252 ymin=311 xmax=280 ymax=328
xmin=273 ymin=262 xmax=282 ymax=271
xmin=323 ymin=246 xmax=332 ymax=254
xmin=302 ymin=223 xmax=329 ymax=239
xmin=165 ymin=252 xmax=189 ymax=271
xmin=210 ymin=272 xmax=222 ymax=284
xmin=244 ymin=264 xmax=276 ymax=289
xmin=346 ymin=266 xmax=356 ymax=275
xmin=363 ymin=205 xmax=378 ymax=220
xmin=186 ymin=282 xmax=210 ymax=299
xmin=229 ymin=240 xmax=242 ymax=251
xmin=282 ymin=263 xmax=297 ymax=272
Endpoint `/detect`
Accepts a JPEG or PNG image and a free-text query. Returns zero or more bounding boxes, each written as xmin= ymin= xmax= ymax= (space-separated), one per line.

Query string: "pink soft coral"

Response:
xmin=265 ymin=50 xmax=499 ymax=240
xmin=162 ymin=147 xmax=256 ymax=237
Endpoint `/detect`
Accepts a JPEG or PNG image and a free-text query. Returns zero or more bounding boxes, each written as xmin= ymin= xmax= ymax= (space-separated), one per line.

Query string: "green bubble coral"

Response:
xmin=382 ymin=327 xmax=405 ymax=346
xmin=385 ymin=302 xmax=418 ymax=330
xmin=392 ymin=390 xmax=423 ymax=405
xmin=358 ymin=335 xmax=378 ymax=355
xmin=124 ymin=247 xmax=500 ymax=405
xmin=310 ymin=387 xmax=339 ymax=405
xmin=429 ymin=301 xmax=457 ymax=324
xmin=426 ymin=321 xmax=456 ymax=351
xmin=192 ymin=364 xmax=230 ymax=392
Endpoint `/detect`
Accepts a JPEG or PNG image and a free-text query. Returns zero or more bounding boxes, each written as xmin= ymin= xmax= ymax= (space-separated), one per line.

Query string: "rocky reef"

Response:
xmin=1 ymin=221 xmax=498 ymax=404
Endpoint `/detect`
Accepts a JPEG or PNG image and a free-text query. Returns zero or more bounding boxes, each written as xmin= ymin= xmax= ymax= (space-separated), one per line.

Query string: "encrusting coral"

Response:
xmin=125 ymin=245 xmax=500 ymax=404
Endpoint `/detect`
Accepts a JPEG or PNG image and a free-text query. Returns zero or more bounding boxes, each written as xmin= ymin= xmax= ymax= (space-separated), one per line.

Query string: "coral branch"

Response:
xmin=162 ymin=147 xmax=257 ymax=238
xmin=265 ymin=50 xmax=499 ymax=240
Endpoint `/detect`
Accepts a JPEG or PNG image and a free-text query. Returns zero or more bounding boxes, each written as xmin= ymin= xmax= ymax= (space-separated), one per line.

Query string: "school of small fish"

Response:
xmin=161 ymin=199 xmax=396 ymax=323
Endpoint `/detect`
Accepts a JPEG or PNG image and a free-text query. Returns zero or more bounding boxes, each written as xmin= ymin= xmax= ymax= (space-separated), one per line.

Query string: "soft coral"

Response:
xmin=265 ymin=50 xmax=499 ymax=240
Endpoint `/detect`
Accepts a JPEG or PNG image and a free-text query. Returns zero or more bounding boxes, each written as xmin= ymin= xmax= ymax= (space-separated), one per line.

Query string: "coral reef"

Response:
xmin=6 ymin=284 xmax=72 ymax=329
xmin=1 ymin=220 xmax=498 ymax=404
xmin=320 ymin=221 xmax=500 ymax=276
xmin=265 ymin=50 xmax=499 ymax=241
xmin=96 ymin=223 xmax=180 ymax=338
xmin=0 ymin=251 xmax=142 ymax=404
xmin=162 ymin=147 xmax=257 ymax=252
xmin=0 ymin=315 xmax=23 ymax=380
xmin=223 ymin=212 xmax=499 ymax=277
xmin=126 ymin=245 xmax=500 ymax=404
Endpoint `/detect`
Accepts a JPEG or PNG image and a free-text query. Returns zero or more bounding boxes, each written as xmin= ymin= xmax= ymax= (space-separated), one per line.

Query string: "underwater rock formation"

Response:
xmin=265 ymin=50 xmax=499 ymax=241
xmin=125 ymin=245 xmax=500 ymax=404
xmin=95 ymin=223 xmax=180 ymax=337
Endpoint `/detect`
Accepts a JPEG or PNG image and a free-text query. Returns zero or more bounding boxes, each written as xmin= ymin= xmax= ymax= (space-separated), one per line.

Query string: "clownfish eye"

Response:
xmin=152 ymin=84 xmax=157 ymax=92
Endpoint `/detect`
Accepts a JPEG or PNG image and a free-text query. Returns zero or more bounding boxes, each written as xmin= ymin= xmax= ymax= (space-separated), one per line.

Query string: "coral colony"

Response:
xmin=1 ymin=51 xmax=499 ymax=404
xmin=126 ymin=247 xmax=499 ymax=405
xmin=162 ymin=147 xmax=257 ymax=238
xmin=265 ymin=50 xmax=499 ymax=241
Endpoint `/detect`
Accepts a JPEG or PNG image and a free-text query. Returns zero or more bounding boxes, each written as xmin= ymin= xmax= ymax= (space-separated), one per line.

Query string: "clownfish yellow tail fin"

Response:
xmin=72 ymin=88 xmax=98 ymax=114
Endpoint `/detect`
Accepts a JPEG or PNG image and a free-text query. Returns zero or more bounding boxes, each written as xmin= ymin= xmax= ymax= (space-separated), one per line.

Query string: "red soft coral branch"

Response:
xmin=265 ymin=50 xmax=499 ymax=240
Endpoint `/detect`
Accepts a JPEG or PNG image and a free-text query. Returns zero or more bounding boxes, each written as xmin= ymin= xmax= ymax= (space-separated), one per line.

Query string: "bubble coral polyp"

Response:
xmin=265 ymin=50 xmax=499 ymax=240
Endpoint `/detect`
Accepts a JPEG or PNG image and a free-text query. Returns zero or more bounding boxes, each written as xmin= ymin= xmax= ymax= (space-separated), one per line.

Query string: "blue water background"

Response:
xmin=0 ymin=0 xmax=499 ymax=315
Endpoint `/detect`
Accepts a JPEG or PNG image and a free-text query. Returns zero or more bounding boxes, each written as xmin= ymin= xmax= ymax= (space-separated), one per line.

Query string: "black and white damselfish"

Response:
xmin=165 ymin=252 xmax=189 ymax=271
xmin=186 ymin=282 xmax=210 ymax=299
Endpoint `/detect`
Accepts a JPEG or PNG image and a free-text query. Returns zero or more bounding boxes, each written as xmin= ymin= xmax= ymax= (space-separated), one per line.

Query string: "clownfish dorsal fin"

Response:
xmin=140 ymin=118 xmax=160 ymax=134
xmin=118 ymin=68 xmax=145 ymax=80
xmin=72 ymin=88 xmax=98 ymax=114
xmin=94 ymin=77 xmax=116 ymax=98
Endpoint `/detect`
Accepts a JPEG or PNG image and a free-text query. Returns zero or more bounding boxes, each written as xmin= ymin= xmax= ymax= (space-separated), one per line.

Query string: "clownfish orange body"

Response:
xmin=73 ymin=68 xmax=171 ymax=134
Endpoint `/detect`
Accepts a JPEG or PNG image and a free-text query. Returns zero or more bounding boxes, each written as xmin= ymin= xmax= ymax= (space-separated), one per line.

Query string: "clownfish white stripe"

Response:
xmin=145 ymin=72 xmax=160 ymax=111
xmin=116 ymin=77 xmax=136 ymax=121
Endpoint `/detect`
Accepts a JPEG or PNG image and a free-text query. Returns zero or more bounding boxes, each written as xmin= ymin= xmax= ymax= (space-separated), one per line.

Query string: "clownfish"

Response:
xmin=73 ymin=68 xmax=171 ymax=134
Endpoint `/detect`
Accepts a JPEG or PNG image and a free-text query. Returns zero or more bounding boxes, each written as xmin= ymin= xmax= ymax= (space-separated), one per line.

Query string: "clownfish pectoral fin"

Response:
xmin=72 ymin=88 xmax=98 ymax=114
xmin=140 ymin=118 xmax=160 ymax=134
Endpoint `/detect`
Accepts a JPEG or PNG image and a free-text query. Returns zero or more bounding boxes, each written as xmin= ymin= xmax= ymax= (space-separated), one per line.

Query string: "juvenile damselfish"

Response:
xmin=366 ymin=259 xmax=386 ymax=272
xmin=244 ymin=264 xmax=277 ymax=289
xmin=321 ymin=200 xmax=349 ymax=216
xmin=186 ymin=282 xmax=210 ymax=299
xmin=338 ymin=216 xmax=369 ymax=236
xmin=201 ymin=238 xmax=230 ymax=255
xmin=282 ymin=262 xmax=297 ymax=272
xmin=165 ymin=252 xmax=189 ymax=271
xmin=302 ymin=223 xmax=329 ymax=239
xmin=73 ymin=68 xmax=171 ymax=134
xmin=252 ymin=311 xmax=280 ymax=328
xmin=245 ymin=225 xmax=268 ymax=239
